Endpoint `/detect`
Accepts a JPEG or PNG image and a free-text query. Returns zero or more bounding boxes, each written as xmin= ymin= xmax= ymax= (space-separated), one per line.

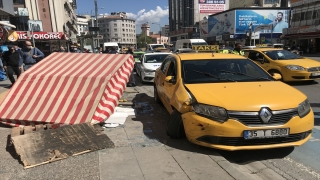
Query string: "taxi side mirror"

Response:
xmin=165 ymin=76 xmax=175 ymax=84
xmin=272 ymin=73 xmax=282 ymax=80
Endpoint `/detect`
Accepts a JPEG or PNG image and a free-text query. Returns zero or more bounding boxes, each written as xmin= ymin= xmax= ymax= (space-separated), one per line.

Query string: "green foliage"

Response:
xmin=136 ymin=33 xmax=153 ymax=48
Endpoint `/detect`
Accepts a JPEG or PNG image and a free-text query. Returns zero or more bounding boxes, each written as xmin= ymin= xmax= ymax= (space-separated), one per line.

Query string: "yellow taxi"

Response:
xmin=154 ymin=45 xmax=314 ymax=151
xmin=243 ymin=46 xmax=320 ymax=82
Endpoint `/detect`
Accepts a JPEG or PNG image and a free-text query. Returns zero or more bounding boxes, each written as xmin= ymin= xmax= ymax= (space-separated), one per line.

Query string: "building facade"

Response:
xmin=168 ymin=0 xmax=230 ymax=43
xmin=98 ymin=12 xmax=136 ymax=48
xmin=9 ymin=0 xmax=78 ymax=54
xmin=77 ymin=15 xmax=90 ymax=36
xmin=282 ymin=0 xmax=320 ymax=54
xmin=229 ymin=0 xmax=290 ymax=9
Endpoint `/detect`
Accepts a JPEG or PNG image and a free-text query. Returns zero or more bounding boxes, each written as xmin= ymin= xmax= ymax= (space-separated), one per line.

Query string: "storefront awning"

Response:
xmin=281 ymin=32 xmax=320 ymax=39
xmin=0 ymin=21 xmax=16 ymax=29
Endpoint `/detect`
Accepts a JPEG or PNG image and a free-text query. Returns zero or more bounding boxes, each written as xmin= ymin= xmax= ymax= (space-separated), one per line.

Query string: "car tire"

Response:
xmin=154 ymin=85 xmax=162 ymax=104
xmin=268 ymin=70 xmax=284 ymax=81
xmin=167 ymin=110 xmax=186 ymax=139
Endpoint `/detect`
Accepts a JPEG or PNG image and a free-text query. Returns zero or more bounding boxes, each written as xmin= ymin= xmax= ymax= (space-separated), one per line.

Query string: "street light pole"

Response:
xmin=152 ymin=23 xmax=161 ymax=44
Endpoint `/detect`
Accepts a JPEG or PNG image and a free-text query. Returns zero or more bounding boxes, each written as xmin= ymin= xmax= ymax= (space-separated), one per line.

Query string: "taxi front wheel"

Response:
xmin=154 ymin=85 xmax=162 ymax=104
xmin=167 ymin=110 xmax=186 ymax=139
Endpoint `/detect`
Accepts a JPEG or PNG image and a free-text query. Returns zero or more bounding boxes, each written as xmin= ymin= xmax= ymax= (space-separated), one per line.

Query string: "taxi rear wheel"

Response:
xmin=268 ymin=70 xmax=283 ymax=81
xmin=167 ymin=110 xmax=186 ymax=139
xmin=153 ymin=85 xmax=161 ymax=104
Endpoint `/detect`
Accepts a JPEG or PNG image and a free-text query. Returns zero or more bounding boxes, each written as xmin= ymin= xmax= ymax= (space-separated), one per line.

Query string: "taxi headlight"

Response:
xmin=298 ymin=99 xmax=311 ymax=118
xmin=286 ymin=65 xmax=305 ymax=71
xmin=193 ymin=104 xmax=228 ymax=123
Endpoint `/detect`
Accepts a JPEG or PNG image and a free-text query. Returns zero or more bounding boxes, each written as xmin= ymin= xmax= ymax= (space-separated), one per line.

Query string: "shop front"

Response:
xmin=17 ymin=31 xmax=67 ymax=56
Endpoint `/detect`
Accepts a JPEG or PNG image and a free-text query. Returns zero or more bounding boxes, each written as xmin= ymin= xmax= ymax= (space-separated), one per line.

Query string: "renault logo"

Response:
xmin=259 ymin=108 xmax=272 ymax=123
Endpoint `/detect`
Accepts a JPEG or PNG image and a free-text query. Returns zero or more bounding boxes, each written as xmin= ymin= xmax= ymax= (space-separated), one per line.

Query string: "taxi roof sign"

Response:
xmin=192 ymin=45 xmax=219 ymax=51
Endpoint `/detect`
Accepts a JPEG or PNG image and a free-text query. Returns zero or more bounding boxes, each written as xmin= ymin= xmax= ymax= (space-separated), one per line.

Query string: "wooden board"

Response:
xmin=11 ymin=123 xmax=114 ymax=169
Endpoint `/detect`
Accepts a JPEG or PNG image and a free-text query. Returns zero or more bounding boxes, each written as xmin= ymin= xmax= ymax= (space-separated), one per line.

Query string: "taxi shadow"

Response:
xmin=285 ymin=80 xmax=318 ymax=86
xmin=131 ymin=92 xmax=296 ymax=164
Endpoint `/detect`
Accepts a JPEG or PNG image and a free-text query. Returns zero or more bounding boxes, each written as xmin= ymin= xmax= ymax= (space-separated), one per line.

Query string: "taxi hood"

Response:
xmin=276 ymin=58 xmax=320 ymax=68
xmin=185 ymin=82 xmax=307 ymax=111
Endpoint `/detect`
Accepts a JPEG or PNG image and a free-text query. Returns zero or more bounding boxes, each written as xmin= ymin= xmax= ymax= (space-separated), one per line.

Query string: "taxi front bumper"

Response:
xmin=181 ymin=111 xmax=314 ymax=151
xmin=282 ymin=69 xmax=320 ymax=81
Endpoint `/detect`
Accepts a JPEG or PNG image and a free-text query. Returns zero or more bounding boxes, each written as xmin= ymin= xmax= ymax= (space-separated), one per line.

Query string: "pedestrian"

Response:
xmin=219 ymin=44 xmax=229 ymax=53
xmin=0 ymin=50 xmax=5 ymax=72
xmin=59 ymin=46 xmax=66 ymax=52
xmin=126 ymin=46 xmax=136 ymax=87
xmin=233 ymin=43 xmax=245 ymax=56
xmin=108 ymin=46 xmax=118 ymax=54
xmin=21 ymin=41 xmax=44 ymax=71
xmin=2 ymin=45 xmax=23 ymax=88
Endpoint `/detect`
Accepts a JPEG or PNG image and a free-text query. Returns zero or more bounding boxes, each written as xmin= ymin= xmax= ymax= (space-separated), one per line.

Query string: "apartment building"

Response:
xmin=97 ymin=12 xmax=136 ymax=48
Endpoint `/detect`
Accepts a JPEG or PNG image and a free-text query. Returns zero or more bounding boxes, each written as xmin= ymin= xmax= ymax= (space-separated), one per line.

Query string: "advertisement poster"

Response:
xmin=28 ymin=20 xmax=43 ymax=32
xmin=235 ymin=10 xmax=289 ymax=34
xmin=208 ymin=11 xmax=235 ymax=36
xmin=199 ymin=0 xmax=225 ymax=14
xmin=200 ymin=19 xmax=209 ymax=38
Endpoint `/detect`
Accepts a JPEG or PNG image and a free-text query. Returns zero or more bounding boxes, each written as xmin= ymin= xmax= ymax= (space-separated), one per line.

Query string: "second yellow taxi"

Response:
xmin=243 ymin=47 xmax=320 ymax=82
xmin=153 ymin=45 xmax=314 ymax=151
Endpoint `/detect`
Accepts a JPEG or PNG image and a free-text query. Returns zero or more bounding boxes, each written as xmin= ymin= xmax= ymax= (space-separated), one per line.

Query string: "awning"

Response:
xmin=281 ymin=31 xmax=320 ymax=39
xmin=0 ymin=53 xmax=134 ymax=127
xmin=0 ymin=21 xmax=16 ymax=28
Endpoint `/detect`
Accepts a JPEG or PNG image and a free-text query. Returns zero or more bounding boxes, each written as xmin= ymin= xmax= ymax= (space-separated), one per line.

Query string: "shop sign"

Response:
xmin=17 ymin=31 xmax=65 ymax=40
xmin=298 ymin=26 xmax=318 ymax=33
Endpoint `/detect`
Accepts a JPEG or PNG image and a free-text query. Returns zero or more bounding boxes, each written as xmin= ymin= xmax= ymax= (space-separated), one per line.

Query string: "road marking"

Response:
xmin=309 ymin=136 xmax=320 ymax=142
xmin=284 ymin=157 xmax=320 ymax=179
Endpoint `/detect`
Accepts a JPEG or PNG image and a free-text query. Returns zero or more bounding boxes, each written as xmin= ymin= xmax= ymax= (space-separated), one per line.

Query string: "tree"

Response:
xmin=136 ymin=33 xmax=153 ymax=49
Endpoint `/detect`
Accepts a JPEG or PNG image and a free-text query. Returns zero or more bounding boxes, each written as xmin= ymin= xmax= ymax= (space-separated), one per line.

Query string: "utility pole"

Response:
xmin=94 ymin=0 xmax=99 ymax=50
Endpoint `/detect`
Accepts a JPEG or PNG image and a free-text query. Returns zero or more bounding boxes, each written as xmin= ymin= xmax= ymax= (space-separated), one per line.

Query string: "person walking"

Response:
xmin=2 ymin=45 xmax=23 ymax=88
xmin=126 ymin=47 xmax=136 ymax=87
xmin=108 ymin=46 xmax=118 ymax=54
xmin=21 ymin=41 xmax=44 ymax=71
xmin=233 ymin=43 xmax=245 ymax=56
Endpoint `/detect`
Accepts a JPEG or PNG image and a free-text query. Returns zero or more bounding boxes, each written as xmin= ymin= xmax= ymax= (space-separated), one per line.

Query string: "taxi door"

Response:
xmin=247 ymin=51 xmax=270 ymax=71
xmin=155 ymin=58 xmax=171 ymax=108
xmin=157 ymin=57 xmax=177 ymax=113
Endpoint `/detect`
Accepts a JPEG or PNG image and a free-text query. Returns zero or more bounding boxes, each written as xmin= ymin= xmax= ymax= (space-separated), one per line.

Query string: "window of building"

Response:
xmin=123 ymin=38 xmax=125 ymax=42
xmin=123 ymin=34 xmax=125 ymax=37
xmin=122 ymin=29 xmax=125 ymax=32
xmin=107 ymin=29 xmax=109 ymax=32
xmin=264 ymin=0 xmax=279 ymax=4
xmin=10 ymin=16 xmax=29 ymax=31
xmin=312 ymin=10 xmax=317 ymax=19
xmin=126 ymin=29 xmax=128 ymax=32
xmin=114 ymin=23 xmax=117 ymax=27
xmin=122 ymin=24 xmax=124 ymax=27
xmin=300 ymin=12 xmax=305 ymax=20
xmin=114 ymin=28 xmax=117 ymax=31
xmin=13 ymin=0 xmax=25 ymax=5
xmin=305 ymin=11 xmax=312 ymax=20
xmin=292 ymin=13 xmax=300 ymax=22
xmin=115 ymin=34 xmax=118 ymax=37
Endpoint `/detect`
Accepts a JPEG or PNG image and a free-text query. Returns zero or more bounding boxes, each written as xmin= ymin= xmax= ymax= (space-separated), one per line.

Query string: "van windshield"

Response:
xmin=151 ymin=44 xmax=165 ymax=50
xmin=191 ymin=42 xmax=208 ymax=46
xmin=104 ymin=46 xmax=118 ymax=51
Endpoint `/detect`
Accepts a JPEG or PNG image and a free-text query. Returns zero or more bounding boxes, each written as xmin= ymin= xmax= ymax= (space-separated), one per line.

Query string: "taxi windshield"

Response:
xmin=133 ymin=53 xmax=144 ymax=59
xmin=182 ymin=59 xmax=273 ymax=83
xmin=145 ymin=54 xmax=169 ymax=63
xmin=263 ymin=50 xmax=302 ymax=60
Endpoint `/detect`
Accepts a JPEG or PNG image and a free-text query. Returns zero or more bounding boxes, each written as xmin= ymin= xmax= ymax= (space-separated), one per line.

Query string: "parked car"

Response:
xmin=136 ymin=52 xmax=171 ymax=82
xmin=153 ymin=48 xmax=313 ymax=151
xmin=243 ymin=48 xmax=320 ymax=82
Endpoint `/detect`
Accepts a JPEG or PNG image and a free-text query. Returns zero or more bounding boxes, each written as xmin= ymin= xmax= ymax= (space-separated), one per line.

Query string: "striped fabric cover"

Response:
xmin=0 ymin=52 xmax=134 ymax=127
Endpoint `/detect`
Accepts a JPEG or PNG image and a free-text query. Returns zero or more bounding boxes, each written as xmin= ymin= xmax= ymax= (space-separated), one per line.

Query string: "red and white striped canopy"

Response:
xmin=0 ymin=52 xmax=134 ymax=127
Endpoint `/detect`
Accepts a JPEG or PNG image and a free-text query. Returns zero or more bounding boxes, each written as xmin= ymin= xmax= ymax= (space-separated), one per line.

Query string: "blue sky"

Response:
xmin=76 ymin=0 xmax=169 ymax=34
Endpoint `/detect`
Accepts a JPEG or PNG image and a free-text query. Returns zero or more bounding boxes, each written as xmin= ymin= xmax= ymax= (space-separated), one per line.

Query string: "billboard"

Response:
xmin=199 ymin=0 xmax=225 ymax=14
xmin=235 ymin=10 xmax=289 ymax=34
xmin=200 ymin=19 xmax=209 ymax=38
xmin=208 ymin=11 xmax=235 ymax=36
xmin=28 ymin=20 xmax=43 ymax=32
xmin=208 ymin=9 xmax=289 ymax=37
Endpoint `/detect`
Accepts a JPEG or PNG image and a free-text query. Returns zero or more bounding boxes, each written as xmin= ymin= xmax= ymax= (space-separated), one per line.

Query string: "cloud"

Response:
xmin=127 ymin=6 xmax=168 ymax=25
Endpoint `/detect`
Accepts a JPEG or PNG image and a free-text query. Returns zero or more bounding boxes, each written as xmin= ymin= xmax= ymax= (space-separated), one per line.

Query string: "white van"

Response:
xmin=146 ymin=44 xmax=166 ymax=52
xmin=174 ymin=39 xmax=208 ymax=51
xmin=103 ymin=42 xmax=120 ymax=53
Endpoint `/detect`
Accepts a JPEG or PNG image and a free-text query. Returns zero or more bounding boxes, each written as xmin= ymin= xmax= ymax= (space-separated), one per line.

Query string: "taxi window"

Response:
xmin=263 ymin=50 xmax=302 ymax=60
xmin=182 ymin=59 xmax=273 ymax=83
xmin=161 ymin=59 xmax=171 ymax=73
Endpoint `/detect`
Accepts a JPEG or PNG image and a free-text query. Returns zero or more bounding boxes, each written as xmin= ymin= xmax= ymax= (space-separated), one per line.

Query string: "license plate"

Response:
xmin=311 ymin=72 xmax=320 ymax=76
xmin=244 ymin=128 xmax=289 ymax=139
